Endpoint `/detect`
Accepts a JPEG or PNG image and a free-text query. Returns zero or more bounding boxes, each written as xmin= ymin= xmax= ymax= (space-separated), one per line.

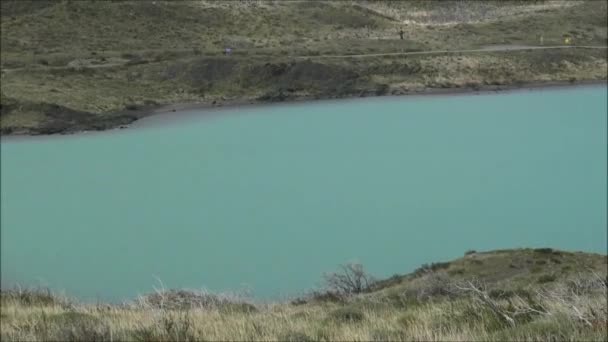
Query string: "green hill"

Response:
xmin=1 ymin=248 xmax=606 ymax=341
xmin=0 ymin=0 xmax=606 ymax=135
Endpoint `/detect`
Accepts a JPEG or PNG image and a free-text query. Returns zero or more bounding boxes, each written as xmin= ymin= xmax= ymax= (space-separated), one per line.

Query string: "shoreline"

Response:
xmin=1 ymin=247 xmax=606 ymax=304
xmin=2 ymin=78 xmax=606 ymax=140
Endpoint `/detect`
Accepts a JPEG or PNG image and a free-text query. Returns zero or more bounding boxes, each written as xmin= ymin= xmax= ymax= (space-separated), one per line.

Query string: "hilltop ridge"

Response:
xmin=1 ymin=0 xmax=607 ymax=135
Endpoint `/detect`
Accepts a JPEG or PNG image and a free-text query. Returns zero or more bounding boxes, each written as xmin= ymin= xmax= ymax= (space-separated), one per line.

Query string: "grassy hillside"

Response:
xmin=0 ymin=0 xmax=607 ymax=135
xmin=1 ymin=248 xmax=607 ymax=341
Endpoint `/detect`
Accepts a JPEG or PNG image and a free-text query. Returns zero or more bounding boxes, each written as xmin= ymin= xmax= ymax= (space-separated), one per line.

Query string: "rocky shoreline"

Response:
xmin=2 ymin=78 xmax=605 ymax=138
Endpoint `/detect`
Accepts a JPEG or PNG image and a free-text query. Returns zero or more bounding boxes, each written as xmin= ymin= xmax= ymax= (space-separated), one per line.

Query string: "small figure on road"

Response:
xmin=399 ymin=28 xmax=404 ymax=40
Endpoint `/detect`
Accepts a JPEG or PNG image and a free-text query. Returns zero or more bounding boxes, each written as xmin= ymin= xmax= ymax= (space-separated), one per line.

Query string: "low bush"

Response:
xmin=328 ymin=307 xmax=365 ymax=323
xmin=0 ymin=288 xmax=66 ymax=307
xmin=132 ymin=312 xmax=196 ymax=342
xmin=413 ymin=262 xmax=451 ymax=276
xmin=44 ymin=312 xmax=112 ymax=342
xmin=279 ymin=331 xmax=314 ymax=342
xmin=134 ymin=289 xmax=254 ymax=311
xmin=537 ymin=274 xmax=557 ymax=283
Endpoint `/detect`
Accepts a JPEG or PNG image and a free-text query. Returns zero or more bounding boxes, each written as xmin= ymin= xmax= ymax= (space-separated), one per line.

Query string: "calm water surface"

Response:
xmin=1 ymin=86 xmax=606 ymax=301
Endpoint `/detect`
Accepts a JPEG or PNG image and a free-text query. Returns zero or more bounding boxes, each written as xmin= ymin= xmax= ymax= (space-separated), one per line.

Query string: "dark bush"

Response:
xmin=370 ymin=329 xmax=408 ymax=341
xmin=328 ymin=307 xmax=365 ymax=323
xmin=323 ymin=262 xmax=375 ymax=295
xmin=537 ymin=274 xmax=557 ymax=283
xmin=452 ymin=304 xmax=509 ymax=332
xmin=218 ymin=302 xmax=257 ymax=314
xmin=448 ymin=268 xmax=465 ymax=275
xmin=280 ymin=331 xmax=314 ymax=342
xmin=136 ymin=289 xmax=254 ymax=311
xmin=132 ymin=312 xmax=196 ymax=342
xmin=1 ymin=288 xmax=63 ymax=307
xmin=414 ymin=262 xmax=451 ymax=276
xmin=45 ymin=312 xmax=112 ymax=342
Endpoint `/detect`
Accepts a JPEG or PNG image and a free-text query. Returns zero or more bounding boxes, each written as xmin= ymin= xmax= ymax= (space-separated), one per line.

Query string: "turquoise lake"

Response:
xmin=1 ymin=86 xmax=606 ymax=301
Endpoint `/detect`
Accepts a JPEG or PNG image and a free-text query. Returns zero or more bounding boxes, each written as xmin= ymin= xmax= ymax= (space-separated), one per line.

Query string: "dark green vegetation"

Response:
xmin=0 ymin=0 xmax=606 ymax=135
xmin=1 ymin=248 xmax=607 ymax=341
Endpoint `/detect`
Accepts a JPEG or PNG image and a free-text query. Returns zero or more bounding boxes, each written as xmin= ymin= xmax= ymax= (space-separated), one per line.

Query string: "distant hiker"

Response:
xmin=224 ymin=47 xmax=232 ymax=55
xmin=539 ymin=34 xmax=544 ymax=46
xmin=399 ymin=29 xmax=404 ymax=40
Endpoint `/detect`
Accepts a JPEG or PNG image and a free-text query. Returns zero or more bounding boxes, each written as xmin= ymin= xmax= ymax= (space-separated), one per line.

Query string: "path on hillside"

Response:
xmin=295 ymin=45 xmax=608 ymax=59
xmin=2 ymin=45 xmax=606 ymax=74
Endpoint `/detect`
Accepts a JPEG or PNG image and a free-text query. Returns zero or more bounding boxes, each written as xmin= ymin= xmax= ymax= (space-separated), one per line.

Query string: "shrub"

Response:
xmin=45 ymin=312 xmax=112 ymax=342
xmin=370 ymin=329 xmax=408 ymax=341
xmin=451 ymin=303 xmax=509 ymax=332
xmin=414 ymin=262 xmax=451 ymax=276
xmin=0 ymin=288 xmax=65 ymax=307
xmin=134 ymin=289 xmax=254 ymax=311
xmin=328 ymin=307 xmax=365 ymax=323
xmin=538 ymin=274 xmax=557 ymax=283
xmin=295 ymin=290 xmax=347 ymax=304
xmin=413 ymin=272 xmax=455 ymax=300
xmin=323 ymin=262 xmax=375 ymax=295
xmin=218 ymin=302 xmax=257 ymax=314
xmin=280 ymin=331 xmax=313 ymax=342
xmin=530 ymin=266 xmax=542 ymax=273
xmin=448 ymin=268 xmax=465 ymax=275
xmin=132 ymin=312 xmax=196 ymax=342
xmin=397 ymin=311 xmax=418 ymax=328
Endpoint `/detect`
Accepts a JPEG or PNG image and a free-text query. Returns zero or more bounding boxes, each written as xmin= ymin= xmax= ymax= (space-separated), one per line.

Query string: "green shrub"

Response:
xmin=414 ymin=261 xmax=451 ymax=275
xmin=530 ymin=266 xmax=542 ymax=273
xmin=132 ymin=312 xmax=196 ymax=342
xmin=44 ymin=312 xmax=112 ymax=342
xmin=537 ymin=274 xmax=557 ymax=283
xmin=450 ymin=304 xmax=509 ymax=332
xmin=1 ymin=288 xmax=64 ymax=307
xmin=533 ymin=248 xmax=555 ymax=255
xmin=280 ymin=331 xmax=313 ymax=342
xmin=490 ymin=314 xmax=587 ymax=341
xmin=218 ymin=302 xmax=257 ymax=314
xmin=448 ymin=268 xmax=465 ymax=275
xmin=328 ymin=307 xmax=365 ymax=323
xmin=370 ymin=329 xmax=408 ymax=341
xmin=397 ymin=311 xmax=418 ymax=328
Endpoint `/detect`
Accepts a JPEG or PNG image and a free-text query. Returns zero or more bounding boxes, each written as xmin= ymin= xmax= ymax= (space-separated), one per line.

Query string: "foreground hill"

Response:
xmin=1 ymin=248 xmax=606 ymax=341
xmin=0 ymin=0 xmax=607 ymax=135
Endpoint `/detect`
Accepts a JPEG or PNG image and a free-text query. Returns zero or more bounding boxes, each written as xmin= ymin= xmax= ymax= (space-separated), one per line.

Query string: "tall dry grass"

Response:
xmin=1 ymin=272 xmax=606 ymax=341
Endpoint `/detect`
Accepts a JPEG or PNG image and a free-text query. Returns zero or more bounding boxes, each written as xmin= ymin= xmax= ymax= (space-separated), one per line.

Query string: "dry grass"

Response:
xmin=2 ymin=249 xmax=606 ymax=341
xmin=1 ymin=275 xmax=606 ymax=341
xmin=354 ymin=1 xmax=582 ymax=25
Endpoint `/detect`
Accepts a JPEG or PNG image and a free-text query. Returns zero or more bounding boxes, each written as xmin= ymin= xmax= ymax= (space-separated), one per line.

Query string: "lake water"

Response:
xmin=1 ymin=86 xmax=606 ymax=301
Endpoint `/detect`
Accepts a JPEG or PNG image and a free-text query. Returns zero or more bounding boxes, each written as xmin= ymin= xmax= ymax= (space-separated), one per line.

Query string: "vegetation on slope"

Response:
xmin=1 ymin=248 xmax=606 ymax=341
xmin=0 ymin=0 xmax=606 ymax=135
